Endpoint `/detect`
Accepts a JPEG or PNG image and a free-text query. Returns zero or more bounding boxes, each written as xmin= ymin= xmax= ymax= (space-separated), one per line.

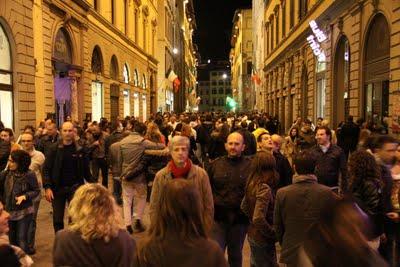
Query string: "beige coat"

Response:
xmin=149 ymin=162 xmax=214 ymax=230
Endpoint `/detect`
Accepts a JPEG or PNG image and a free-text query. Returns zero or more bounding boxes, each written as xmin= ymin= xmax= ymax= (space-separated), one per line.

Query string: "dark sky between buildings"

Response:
xmin=193 ymin=0 xmax=251 ymax=62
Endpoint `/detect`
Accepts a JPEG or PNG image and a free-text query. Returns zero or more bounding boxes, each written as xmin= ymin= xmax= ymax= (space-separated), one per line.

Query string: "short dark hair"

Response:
xmin=257 ymin=132 xmax=269 ymax=142
xmin=373 ymin=135 xmax=398 ymax=151
xmin=316 ymin=126 xmax=331 ymax=137
xmin=241 ymin=121 xmax=248 ymax=128
xmin=134 ymin=122 xmax=147 ymax=135
xmin=293 ymin=150 xmax=316 ymax=175
xmin=1 ymin=128 xmax=14 ymax=137
xmin=10 ymin=150 xmax=31 ymax=173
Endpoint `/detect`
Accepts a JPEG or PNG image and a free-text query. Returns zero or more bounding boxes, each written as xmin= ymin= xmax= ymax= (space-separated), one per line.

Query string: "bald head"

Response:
xmin=225 ymin=132 xmax=245 ymax=158
xmin=61 ymin=121 xmax=74 ymax=144
xmin=271 ymin=134 xmax=283 ymax=152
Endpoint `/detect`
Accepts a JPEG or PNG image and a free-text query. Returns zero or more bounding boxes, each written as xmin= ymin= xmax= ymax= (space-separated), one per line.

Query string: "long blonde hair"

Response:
xmin=145 ymin=122 xmax=162 ymax=143
xmin=68 ymin=184 xmax=124 ymax=242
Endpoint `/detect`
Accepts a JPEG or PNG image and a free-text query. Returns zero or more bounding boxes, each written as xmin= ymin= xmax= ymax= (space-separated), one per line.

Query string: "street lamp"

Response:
xmin=173 ymin=48 xmax=179 ymax=55
xmin=207 ymin=59 xmax=211 ymax=64
xmin=222 ymin=73 xmax=227 ymax=79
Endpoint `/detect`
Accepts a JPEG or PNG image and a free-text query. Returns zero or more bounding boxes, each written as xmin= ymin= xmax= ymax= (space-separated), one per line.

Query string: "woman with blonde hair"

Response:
xmin=145 ymin=122 xmax=165 ymax=145
xmin=137 ymin=179 xmax=227 ymax=267
xmin=53 ymin=183 xmax=136 ymax=267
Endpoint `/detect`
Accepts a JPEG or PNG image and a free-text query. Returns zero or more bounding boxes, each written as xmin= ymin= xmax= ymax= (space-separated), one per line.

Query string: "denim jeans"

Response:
xmin=9 ymin=214 xmax=33 ymax=253
xmin=212 ymin=221 xmax=248 ymax=267
xmin=248 ymin=237 xmax=277 ymax=267
xmin=27 ymin=196 xmax=41 ymax=250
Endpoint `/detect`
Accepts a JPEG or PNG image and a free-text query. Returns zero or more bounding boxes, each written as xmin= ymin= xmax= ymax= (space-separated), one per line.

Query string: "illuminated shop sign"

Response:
xmin=307 ymin=20 xmax=327 ymax=62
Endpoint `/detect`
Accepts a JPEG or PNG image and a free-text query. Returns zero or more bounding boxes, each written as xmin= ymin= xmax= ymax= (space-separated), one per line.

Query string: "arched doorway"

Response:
xmin=333 ymin=35 xmax=350 ymax=127
xmin=300 ymin=65 xmax=308 ymax=120
xmin=0 ymin=23 xmax=13 ymax=128
xmin=110 ymin=55 xmax=120 ymax=122
xmin=91 ymin=45 xmax=104 ymax=122
xmin=122 ymin=63 xmax=130 ymax=118
xmin=363 ymin=14 xmax=390 ymax=125
xmin=53 ymin=28 xmax=74 ymax=127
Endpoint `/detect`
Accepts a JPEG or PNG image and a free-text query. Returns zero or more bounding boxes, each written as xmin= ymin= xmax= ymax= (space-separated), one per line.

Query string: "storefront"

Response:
xmin=110 ymin=55 xmax=120 ymax=122
xmin=91 ymin=46 xmax=104 ymax=122
xmin=123 ymin=63 xmax=131 ymax=118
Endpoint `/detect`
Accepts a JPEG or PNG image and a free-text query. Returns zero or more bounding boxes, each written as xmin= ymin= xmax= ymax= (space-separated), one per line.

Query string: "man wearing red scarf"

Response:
xmin=149 ymin=136 xmax=214 ymax=230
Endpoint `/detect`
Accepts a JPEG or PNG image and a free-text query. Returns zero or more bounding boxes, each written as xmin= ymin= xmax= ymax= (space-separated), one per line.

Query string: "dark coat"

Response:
xmin=208 ymin=135 xmax=227 ymax=160
xmin=0 ymin=170 xmax=40 ymax=212
xmin=208 ymin=155 xmax=252 ymax=224
xmin=337 ymin=121 xmax=360 ymax=152
xmin=53 ymin=229 xmax=136 ymax=267
xmin=135 ymin=237 xmax=227 ymax=267
xmin=37 ymin=134 xmax=59 ymax=157
xmin=273 ymin=151 xmax=293 ymax=188
xmin=237 ymin=128 xmax=257 ymax=156
xmin=43 ymin=141 xmax=95 ymax=190
xmin=0 ymin=141 xmax=10 ymax=171
xmin=310 ymin=144 xmax=348 ymax=191
xmin=274 ymin=175 xmax=336 ymax=265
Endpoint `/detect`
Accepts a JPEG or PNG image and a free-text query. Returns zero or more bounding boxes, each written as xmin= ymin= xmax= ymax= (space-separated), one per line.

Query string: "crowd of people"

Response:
xmin=0 ymin=111 xmax=398 ymax=267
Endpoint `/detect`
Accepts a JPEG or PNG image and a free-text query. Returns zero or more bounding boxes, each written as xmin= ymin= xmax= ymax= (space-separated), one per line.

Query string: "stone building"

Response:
xmin=262 ymin=0 xmax=400 ymax=134
xmin=1 ymin=0 xmax=160 ymax=132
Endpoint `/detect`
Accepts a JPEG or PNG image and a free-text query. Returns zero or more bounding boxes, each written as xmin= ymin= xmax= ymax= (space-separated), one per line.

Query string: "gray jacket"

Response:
xmin=274 ymin=174 xmax=336 ymax=265
xmin=109 ymin=141 xmax=122 ymax=178
xmin=118 ymin=132 xmax=164 ymax=184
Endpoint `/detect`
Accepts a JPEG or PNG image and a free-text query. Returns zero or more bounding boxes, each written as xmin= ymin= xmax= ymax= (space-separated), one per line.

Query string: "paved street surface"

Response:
xmin=31 ymin=199 xmax=255 ymax=266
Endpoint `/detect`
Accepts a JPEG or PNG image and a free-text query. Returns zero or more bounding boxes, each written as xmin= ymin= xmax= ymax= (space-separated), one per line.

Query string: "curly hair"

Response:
xmin=10 ymin=150 xmax=31 ymax=173
xmin=68 ymin=184 xmax=124 ymax=242
xmin=348 ymin=150 xmax=381 ymax=190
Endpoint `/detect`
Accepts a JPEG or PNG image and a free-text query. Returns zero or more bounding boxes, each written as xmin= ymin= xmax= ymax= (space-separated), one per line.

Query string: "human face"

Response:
xmin=259 ymin=134 xmax=273 ymax=151
xmin=0 ymin=131 xmax=10 ymax=143
xmin=21 ymin=133 xmax=34 ymax=151
xmin=46 ymin=124 xmax=57 ymax=137
xmin=171 ymin=144 xmax=189 ymax=167
xmin=377 ymin=143 xmax=398 ymax=165
xmin=0 ymin=202 xmax=10 ymax=234
xmin=225 ymin=133 xmax=245 ymax=157
xmin=8 ymin=157 xmax=17 ymax=171
xmin=290 ymin=128 xmax=297 ymax=137
xmin=61 ymin=122 xmax=74 ymax=143
xmin=316 ymin=129 xmax=330 ymax=146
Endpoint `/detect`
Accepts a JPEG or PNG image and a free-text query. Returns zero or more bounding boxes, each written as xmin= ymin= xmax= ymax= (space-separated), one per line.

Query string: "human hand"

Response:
xmin=45 ymin=188 xmax=54 ymax=202
xmin=15 ymin=195 xmax=26 ymax=205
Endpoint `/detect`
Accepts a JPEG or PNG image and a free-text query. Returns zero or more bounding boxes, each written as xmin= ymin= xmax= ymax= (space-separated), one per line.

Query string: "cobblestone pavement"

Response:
xmin=31 ymin=200 xmax=255 ymax=266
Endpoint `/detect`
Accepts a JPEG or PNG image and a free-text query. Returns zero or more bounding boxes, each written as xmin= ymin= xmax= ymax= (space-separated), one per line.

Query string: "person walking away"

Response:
xmin=337 ymin=115 xmax=360 ymax=160
xmin=347 ymin=150 xmax=384 ymax=250
xmin=237 ymin=121 xmax=257 ymax=156
xmin=20 ymin=132 xmax=45 ymax=255
xmin=271 ymin=135 xmax=293 ymax=188
xmin=241 ymin=151 xmax=279 ymax=267
xmin=0 ymin=150 xmax=40 ymax=253
xmin=297 ymin=119 xmax=315 ymax=151
xmin=119 ymin=122 xmax=165 ymax=234
xmin=207 ymin=132 xmax=252 ymax=267
xmin=149 ymin=135 xmax=214 ymax=231
xmin=310 ymin=126 xmax=347 ymax=194
xmin=88 ymin=126 xmax=109 ymax=187
xmin=43 ymin=122 xmax=95 ymax=232
xmin=138 ymin=179 xmax=226 ymax=267
xmin=274 ymin=150 xmax=336 ymax=267
xmin=53 ymin=184 xmax=136 ymax=267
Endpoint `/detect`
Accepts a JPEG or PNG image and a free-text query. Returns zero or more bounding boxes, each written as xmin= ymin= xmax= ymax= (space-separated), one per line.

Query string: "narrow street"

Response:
xmin=31 ymin=199 xmax=253 ymax=266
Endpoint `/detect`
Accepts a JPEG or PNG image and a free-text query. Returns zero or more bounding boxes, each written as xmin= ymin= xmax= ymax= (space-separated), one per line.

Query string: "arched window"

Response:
xmin=134 ymin=69 xmax=139 ymax=87
xmin=142 ymin=74 xmax=147 ymax=88
xmin=110 ymin=55 xmax=119 ymax=80
xmin=0 ymin=23 xmax=13 ymax=128
xmin=91 ymin=46 xmax=103 ymax=74
xmin=123 ymin=63 xmax=130 ymax=84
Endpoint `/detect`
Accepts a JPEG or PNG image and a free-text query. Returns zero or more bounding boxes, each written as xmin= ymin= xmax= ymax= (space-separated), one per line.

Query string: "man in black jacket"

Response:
xmin=310 ymin=126 xmax=347 ymax=193
xmin=37 ymin=120 xmax=59 ymax=157
xmin=43 ymin=122 xmax=94 ymax=232
xmin=337 ymin=115 xmax=360 ymax=159
xmin=272 ymin=134 xmax=293 ymax=188
xmin=207 ymin=132 xmax=252 ymax=267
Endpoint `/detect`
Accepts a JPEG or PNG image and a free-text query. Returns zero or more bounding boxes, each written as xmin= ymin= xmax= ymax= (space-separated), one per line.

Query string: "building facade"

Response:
xmin=230 ymin=8 xmax=253 ymax=111
xmin=1 ymin=0 xmax=159 ymax=132
xmin=262 ymin=0 xmax=400 ymax=134
xmin=252 ymin=0 xmax=266 ymax=111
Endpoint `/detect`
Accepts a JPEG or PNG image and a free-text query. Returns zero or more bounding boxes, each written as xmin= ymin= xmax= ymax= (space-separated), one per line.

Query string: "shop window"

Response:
xmin=91 ymin=82 xmax=103 ymax=122
xmin=123 ymin=63 xmax=130 ymax=84
xmin=0 ymin=23 xmax=13 ymax=128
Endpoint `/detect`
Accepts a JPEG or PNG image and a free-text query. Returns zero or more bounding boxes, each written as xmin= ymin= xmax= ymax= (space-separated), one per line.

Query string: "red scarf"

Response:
xmin=170 ymin=159 xmax=192 ymax=179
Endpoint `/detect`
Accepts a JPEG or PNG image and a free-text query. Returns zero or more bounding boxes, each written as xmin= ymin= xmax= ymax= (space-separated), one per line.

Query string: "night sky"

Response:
xmin=193 ymin=0 xmax=252 ymax=62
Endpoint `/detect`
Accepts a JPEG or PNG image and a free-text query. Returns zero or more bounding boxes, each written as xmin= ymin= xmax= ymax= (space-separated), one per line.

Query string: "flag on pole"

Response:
xmin=173 ymin=77 xmax=181 ymax=92
xmin=168 ymin=70 xmax=178 ymax=82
